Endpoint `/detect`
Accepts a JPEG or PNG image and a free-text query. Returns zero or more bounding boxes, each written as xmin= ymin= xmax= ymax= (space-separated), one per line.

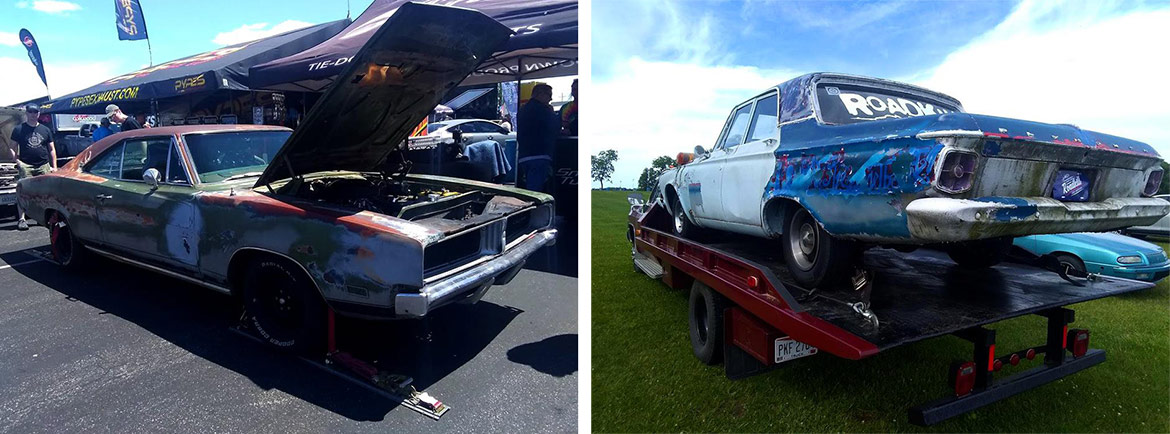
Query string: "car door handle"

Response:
xmin=95 ymin=194 xmax=112 ymax=201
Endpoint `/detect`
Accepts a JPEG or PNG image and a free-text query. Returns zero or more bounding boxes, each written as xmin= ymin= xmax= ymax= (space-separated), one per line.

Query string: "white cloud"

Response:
xmin=917 ymin=0 xmax=1170 ymax=158
xmin=0 ymin=31 xmax=17 ymax=46
xmin=592 ymin=58 xmax=798 ymax=188
xmin=212 ymin=20 xmax=313 ymax=46
xmin=15 ymin=0 xmax=81 ymax=14
xmin=0 ymin=56 xmax=121 ymax=105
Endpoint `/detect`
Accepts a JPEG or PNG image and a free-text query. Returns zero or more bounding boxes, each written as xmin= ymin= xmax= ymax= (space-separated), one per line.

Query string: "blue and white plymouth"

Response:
xmin=657 ymin=73 xmax=1168 ymax=288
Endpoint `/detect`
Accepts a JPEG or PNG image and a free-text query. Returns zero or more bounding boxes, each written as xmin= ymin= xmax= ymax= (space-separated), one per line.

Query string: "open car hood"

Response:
xmin=255 ymin=2 xmax=513 ymax=187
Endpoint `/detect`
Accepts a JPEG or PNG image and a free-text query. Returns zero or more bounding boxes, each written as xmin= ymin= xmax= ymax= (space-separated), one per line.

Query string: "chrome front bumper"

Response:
xmin=906 ymin=197 xmax=1170 ymax=242
xmin=393 ymin=229 xmax=556 ymax=317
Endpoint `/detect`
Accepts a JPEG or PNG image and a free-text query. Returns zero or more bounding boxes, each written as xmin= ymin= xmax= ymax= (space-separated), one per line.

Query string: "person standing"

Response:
xmin=516 ymin=83 xmax=560 ymax=192
xmin=105 ymin=104 xmax=142 ymax=131
xmin=7 ymin=105 xmax=57 ymax=231
xmin=92 ymin=117 xmax=114 ymax=142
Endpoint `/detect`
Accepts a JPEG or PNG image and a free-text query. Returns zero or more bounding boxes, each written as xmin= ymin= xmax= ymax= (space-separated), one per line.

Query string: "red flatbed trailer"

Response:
xmin=626 ymin=198 xmax=1155 ymax=426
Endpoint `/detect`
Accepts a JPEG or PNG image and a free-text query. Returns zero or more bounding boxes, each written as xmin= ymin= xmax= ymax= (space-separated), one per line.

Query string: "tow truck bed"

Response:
xmin=628 ymin=200 xmax=1156 ymax=425
xmin=711 ymin=240 xmax=1150 ymax=352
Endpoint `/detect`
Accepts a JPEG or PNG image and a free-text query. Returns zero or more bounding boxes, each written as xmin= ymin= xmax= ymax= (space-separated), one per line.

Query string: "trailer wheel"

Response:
xmin=670 ymin=194 xmax=700 ymax=239
xmin=1054 ymin=253 xmax=1086 ymax=274
xmin=946 ymin=237 xmax=1012 ymax=269
xmin=781 ymin=208 xmax=856 ymax=288
xmin=243 ymin=258 xmax=327 ymax=354
xmin=46 ymin=211 xmax=88 ymax=269
xmin=689 ymin=281 xmax=727 ymax=365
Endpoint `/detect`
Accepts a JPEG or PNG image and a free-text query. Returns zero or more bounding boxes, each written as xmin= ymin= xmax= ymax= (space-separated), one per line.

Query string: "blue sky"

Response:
xmin=1 ymin=0 xmax=375 ymax=104
xmin=591 ymin=0 xmax=1170 ymax=187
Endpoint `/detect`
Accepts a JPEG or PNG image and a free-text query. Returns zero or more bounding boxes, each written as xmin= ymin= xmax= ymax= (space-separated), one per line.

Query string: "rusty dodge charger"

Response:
xmin=17 ymin=4 xmax=555 ymax=351
xmin=658 ymin=72 xmax=1167 ymax=288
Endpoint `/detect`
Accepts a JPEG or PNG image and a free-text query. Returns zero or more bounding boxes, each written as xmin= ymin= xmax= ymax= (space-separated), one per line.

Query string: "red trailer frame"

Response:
xmin=627 ymin=199 xmax=1153 ymax=425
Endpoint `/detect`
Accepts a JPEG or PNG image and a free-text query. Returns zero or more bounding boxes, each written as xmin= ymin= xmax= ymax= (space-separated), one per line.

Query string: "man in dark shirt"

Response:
xmin=105 ymin=104 xmax=142 ymax=131
xmin=7 ymin=105 xmax=57 ymax=230
xmin=516 ymin=83 xmax=560 ymax=193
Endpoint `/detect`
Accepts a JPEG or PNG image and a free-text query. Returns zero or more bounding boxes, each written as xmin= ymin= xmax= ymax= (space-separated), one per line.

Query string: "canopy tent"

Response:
xmin=40 ymin=19 xmax=349 ymax=115
xmin=248 ymin=0 xmax=577 ymax=92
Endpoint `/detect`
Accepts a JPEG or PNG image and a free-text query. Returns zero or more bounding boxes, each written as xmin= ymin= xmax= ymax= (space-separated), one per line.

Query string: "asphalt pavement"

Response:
xmin=0 ymin=216 xmax=577 ymax=433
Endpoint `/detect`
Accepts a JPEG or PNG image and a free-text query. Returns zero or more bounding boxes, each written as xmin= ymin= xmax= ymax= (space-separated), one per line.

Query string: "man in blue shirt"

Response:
xmin=92 ymin=117 xmax=114 ymax=142
xmin=516 ymin=83 xmax=559 ymax=192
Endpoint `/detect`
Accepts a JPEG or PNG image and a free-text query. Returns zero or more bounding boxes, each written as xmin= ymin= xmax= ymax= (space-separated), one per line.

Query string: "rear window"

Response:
xmin=184 ymin=131 xmax=290 ymax=183
xmin=816 ymin=83 xmax=959 ymax=125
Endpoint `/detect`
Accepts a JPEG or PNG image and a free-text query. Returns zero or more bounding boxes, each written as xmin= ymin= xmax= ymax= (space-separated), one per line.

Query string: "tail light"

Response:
xmin=936 ymin=150 xmax=978 ymax=194
xmin=1144 ymin=169 xmax=1163 ymax=197
xmin=1009 ymin=353 xmax=1020 ymax=366
xmin=949 ymin=361 xmax=976 ymax=397
xmin=1025 ymin=348 xmax=1036 ymax=360
xmin=1068 ymin=329 xmax=1090 ymax=358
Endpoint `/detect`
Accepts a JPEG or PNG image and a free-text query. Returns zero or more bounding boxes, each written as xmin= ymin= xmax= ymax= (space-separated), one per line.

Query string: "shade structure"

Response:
xmin=40 ymin=19 xmax=349 ymax=114
xmin=248 ymin=0 xmax=577 ymax=92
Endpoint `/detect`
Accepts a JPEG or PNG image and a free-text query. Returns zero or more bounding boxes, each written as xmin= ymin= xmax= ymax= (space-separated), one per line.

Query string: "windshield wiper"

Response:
xmin=223 ymin=171 xmax=265 ymax=182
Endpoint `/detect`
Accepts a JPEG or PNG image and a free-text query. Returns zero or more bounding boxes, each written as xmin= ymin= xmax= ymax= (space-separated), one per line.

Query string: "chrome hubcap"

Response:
xmin=788 ymin=211 xmax=818 ymax=271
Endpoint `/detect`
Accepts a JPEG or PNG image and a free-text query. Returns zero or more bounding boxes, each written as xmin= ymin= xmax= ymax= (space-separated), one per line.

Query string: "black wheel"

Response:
xmin=688 ymin=281 xmax=727 ymax=365
xmin=243 ymin=258 xmax=327 ymax=353
xmin=669 ymin=193 xmax=699 ymax=239
xmin=781 ymin=207 xmax=857 ymax=288
xmin=946 ymin=237 xmax=1013 ymax=268
xmin=1054 ymin=253 xmax=1086 ymax=275
xmin=47 ymin=211 xmax=87 ymax=269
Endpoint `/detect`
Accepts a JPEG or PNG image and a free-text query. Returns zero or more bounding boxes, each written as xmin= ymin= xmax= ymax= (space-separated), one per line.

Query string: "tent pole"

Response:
xmin=147 ymin=36 xmax=154 ymax=66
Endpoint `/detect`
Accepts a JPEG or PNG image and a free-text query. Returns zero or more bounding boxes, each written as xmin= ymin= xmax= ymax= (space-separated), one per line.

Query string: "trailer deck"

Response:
xmin=627 ymin=199 xmax=1157 ymax=425
xmin=711 ymin=240 xmax=1151 ymax=353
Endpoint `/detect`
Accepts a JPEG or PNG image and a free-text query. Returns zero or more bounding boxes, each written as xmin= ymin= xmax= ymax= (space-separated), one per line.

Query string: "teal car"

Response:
xmin=1014 ymin=232 xmax=1169 ymax=282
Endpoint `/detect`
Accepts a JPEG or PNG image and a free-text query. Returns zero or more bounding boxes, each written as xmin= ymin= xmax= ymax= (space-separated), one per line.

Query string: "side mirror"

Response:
xmin=694 ymin=145 xmax=708 ymax=157
xmin=143 ymin=168 xmax=161 ymax=189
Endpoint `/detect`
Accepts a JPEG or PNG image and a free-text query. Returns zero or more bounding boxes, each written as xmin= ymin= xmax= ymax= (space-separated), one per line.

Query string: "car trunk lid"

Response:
xmin=255 ymin=3 xmax=513 ymax=187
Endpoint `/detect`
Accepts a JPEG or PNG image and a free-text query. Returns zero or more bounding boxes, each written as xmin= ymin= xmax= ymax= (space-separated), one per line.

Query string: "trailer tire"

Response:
xmin=243 ymin=258 xmax=327 ymax=354
xmin=781 ymin=207 xmax=856 ymax=289
xmin=946 ymin=237 xmax=1012 ymax=269
xmin=689 ymin=281 xmax=727 ymax=365
xmin=46 ymin=211 xmax=88 ymax=269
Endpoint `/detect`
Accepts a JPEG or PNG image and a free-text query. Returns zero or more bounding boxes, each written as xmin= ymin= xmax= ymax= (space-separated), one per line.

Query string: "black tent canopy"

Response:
xmin=248 ymin=0 xmax=577 ymax=91
xmin=41 ymin=19 xmax=349 ymax=115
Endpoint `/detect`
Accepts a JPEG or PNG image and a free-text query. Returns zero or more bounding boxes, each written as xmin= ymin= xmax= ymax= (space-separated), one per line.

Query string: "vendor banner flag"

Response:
xmin=17 ymin=29 xmax=48 ymax=88
xmin=115 ymin=0 xmax=149 ymax=40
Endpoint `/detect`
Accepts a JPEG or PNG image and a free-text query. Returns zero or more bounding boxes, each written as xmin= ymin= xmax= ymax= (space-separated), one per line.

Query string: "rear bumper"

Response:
xmin=906 ymin=197 xmax=1170 ymax=242
xmin=393 ymin=229 xmax=556 ymax=317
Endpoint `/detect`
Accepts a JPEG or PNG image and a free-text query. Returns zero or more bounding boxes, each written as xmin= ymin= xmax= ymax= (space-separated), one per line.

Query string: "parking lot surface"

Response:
xmin=0 ymin=221 xmax=577 ymax=433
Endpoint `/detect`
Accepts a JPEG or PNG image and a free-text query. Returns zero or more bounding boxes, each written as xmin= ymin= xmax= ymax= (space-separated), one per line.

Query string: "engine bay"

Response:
xmin=289 ymin=174 xmax=534 ymax=231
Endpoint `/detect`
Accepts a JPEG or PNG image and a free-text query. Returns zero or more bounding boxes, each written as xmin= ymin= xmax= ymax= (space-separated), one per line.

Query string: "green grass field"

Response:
xmin=591 ymin=190 xmax=1170 ymax=432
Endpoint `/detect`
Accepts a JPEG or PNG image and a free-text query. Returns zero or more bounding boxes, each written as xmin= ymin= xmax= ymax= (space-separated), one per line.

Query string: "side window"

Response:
xmin=86 ymin=143 xmax=124 ymax=178
xmin=721 ymin=104 xmax=754 ymax=148
xmin=166 ymin=144 xmax=189 ymax=183
xmin=465 ymin=122 xmax=491 ymax=133
xmin=120 ymin=137 xmax=171 ymax=181
xmin=746 ymin=93 xmax=779 ymax=142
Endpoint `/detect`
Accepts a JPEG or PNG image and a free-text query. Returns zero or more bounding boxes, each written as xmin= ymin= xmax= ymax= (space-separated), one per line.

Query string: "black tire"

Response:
xmin=688 ymin=281 xmax=727 ymax=365
xmin=1054 ymin=253 xmax=1086 ymax=274
xmin=243 ymin=258 xmax=327 ymax=353
xmin=946 ymin=237 xmax=1013 ymax=268
xmin=47 ymin=211 xmax=88 ymax=269
xmin=669 ymin=193 xmax=699 ymax=239
xmin=781 ymin=207 xmax=857 ymax=289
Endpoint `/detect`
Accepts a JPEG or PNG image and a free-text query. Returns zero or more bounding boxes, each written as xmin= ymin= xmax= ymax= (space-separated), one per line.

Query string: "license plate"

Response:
xmin=0 ymin=194 xmax=15 ymax=206
xmin=774 ymin=337 xmax=818 ymax=363
xmin=1052 ymin=169 xmax=1090 ymax=202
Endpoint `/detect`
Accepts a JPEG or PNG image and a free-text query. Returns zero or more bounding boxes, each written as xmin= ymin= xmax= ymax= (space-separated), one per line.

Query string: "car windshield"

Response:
xmin=816 ymin=83 xmax=960 ymax=125
xmin=184 ymin=131 xmax=291 ymax=183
